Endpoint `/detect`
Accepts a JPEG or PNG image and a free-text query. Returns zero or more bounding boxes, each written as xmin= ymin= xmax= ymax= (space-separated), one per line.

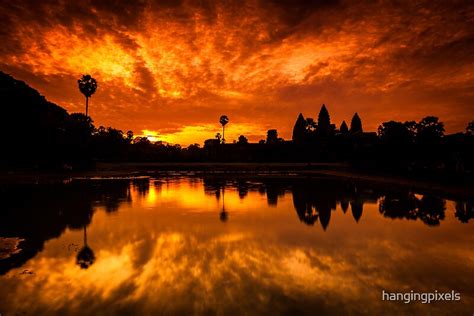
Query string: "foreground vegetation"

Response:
xmin=1 ymin=71 xmax=473 ymax=184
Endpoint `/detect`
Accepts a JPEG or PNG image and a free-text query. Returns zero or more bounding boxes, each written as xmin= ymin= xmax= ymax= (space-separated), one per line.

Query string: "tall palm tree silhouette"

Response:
xmin=219 ymin=115 xmax=229 ymax=144
xmin=78 ymin=74 xmax=97 ymax=117
xmin=76 ymin=225 xmax=95 ymax=269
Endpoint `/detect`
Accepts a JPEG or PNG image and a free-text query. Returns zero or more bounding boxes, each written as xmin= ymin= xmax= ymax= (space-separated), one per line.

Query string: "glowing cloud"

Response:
xmin=1 ymin=0 xmax=473 ymax=144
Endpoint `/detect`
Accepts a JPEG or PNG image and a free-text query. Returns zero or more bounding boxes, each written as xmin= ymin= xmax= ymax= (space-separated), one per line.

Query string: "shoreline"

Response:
xmin=0 ymin=162 xmax=473 ymax=199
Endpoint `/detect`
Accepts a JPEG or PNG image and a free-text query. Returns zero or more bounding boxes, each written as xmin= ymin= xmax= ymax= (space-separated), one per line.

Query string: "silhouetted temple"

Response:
xmin=203 ymin=104 xmax=378 ymax=162
xmin=2 ymin=68 xmax=473 ymax=175
xmin=292 ymin=113 xmax=306 ymax=143
xmin=292 ymin=104 xmax=370 ymax=142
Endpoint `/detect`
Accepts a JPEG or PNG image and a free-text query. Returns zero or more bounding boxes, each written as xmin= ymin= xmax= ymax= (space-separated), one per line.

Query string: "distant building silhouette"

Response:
xmin=317 ymin=104 xmax=334 ymax=136
xmin=350 ymin=113 xmax=363 ymax=134
xmin=238 ymin=135 xmax=248 ymax=144
xmin=340 ymin=121 xmax=349 ymax=134
xmin=266 ymin=129 xmax=279 ymax=144
xmin=3 ymin=67 xmax=473 ymax=175
xmin=292 ymin=113 xmax=307 ymax=143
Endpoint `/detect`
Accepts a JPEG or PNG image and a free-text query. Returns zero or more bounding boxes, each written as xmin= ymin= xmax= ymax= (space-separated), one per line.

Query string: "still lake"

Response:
xmin=0 ymin=174 xmax=473 ymax=315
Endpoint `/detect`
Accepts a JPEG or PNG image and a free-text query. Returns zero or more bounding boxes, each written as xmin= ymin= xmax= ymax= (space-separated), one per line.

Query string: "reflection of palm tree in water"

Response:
xmin=455 ymin=200 xmax=474 ymax=223
xmin=220 ymin=186 xmax=228 ymax=222
xmin=76 ymin=225 xmax=95 ymax=269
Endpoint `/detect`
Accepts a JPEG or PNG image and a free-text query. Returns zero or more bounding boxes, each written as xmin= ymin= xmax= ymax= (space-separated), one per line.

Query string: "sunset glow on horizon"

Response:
xmin=1 ymin=0 xmax=473 ymax=145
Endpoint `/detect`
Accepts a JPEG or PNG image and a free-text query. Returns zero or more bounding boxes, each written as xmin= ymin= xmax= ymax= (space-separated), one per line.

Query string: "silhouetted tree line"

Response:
xmin=1 ymin=71 xmax=473 ymax=179
xmin=291 ymin=105 xmax=474 ymax=180
xmin=204 ymin=105 xmax=474 ymax=182
xmin=375 ymin=116 xmax=474 ymax=179
xmin=0 ymin=71 xmax=206 ymax=168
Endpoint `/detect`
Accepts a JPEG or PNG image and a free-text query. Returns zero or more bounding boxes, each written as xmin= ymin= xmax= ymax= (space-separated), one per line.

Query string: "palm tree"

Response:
xmin=76 ymin=225 xmax=95 ymax=269
xmin=219 ymin=115 xmax=229 ymax=144
xmin=78 ymin=74 xmax=98 ymax=117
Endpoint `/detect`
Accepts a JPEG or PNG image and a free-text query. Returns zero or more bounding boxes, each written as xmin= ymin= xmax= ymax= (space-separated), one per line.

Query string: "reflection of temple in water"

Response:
xmin=203 ymin=176 xmax=471 ymax=231
xmin=291 ymin=178 xmax=379 ymax=230
xmin=203 ymin=176 xmax=381 ymax=230
xmin=1 ymin=176 xmax=471 ymax=276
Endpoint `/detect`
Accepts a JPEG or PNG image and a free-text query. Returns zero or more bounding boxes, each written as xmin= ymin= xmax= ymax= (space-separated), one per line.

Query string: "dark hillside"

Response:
xmin=0 ymin=71 xmax=69 ymax=168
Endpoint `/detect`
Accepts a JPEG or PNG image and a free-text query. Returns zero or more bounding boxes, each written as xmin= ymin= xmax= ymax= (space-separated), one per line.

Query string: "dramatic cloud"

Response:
xmin=1 ymin=0 xmax=473 ymax=144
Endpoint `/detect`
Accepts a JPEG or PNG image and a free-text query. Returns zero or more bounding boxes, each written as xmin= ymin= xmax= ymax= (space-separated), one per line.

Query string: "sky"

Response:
xmin=1 ymin=0 xmax=473 ymax=145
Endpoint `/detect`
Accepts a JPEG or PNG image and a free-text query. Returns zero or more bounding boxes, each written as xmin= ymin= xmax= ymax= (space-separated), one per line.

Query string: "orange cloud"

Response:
xmin=1 ymin=0 xmax=473 ymax=145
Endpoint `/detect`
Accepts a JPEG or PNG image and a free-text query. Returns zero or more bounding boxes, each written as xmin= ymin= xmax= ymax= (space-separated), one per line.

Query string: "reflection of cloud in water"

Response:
xmin=1 ymin=177 xmax=474 ymax=314
xmin=2 ymin=233 xmax=372 ymax=314
xmin=3 ymin=227 xmax=474 ymax=315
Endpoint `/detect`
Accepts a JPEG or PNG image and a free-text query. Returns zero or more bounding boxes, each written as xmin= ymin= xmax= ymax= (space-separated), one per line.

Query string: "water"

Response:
xmin=0 ymin=175 xmax=473 ymax=315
